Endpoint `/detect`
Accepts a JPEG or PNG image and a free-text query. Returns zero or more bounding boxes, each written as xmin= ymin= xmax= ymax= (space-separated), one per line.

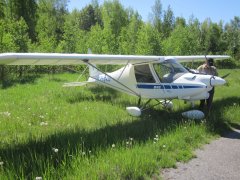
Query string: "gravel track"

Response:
xmin=161 ymin=128 xmax=240 ymax=180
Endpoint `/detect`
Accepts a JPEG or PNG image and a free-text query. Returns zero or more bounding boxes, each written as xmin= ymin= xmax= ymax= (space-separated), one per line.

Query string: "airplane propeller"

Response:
xmin=221 ymin=73 xmax=230 ymax=79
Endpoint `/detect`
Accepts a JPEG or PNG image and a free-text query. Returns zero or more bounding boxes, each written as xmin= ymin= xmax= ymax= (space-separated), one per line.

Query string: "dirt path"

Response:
xmin=161 ymin=128 xmax=240 ymax=180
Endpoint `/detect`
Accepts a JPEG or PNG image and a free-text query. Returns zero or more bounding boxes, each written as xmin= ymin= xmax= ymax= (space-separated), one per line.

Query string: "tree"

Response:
xmin=119 ymin=12 xmax=142 ymax=54
xmin=136 ymin=23 xmax=162 ymax=55
xmin=175 ymin=17 xmax=186 ymax=27
xmin=58 ymin=9 xmax=83 ymax=53
xmin=0 ymin=0 xmax=6 ymax=19
xmin=162 ymin=5 xmax=175 ymax=38
xmin=188 ymin=17 xmax=201 ymax=54
xmin=224 ymin=16 xmax=240 ymax=59
xmin=79 ymin=5 xmax=98 ymax=31
xmin=35 ymin=0 xmax=68 ymax=52
xmin=101 ymin=0 xmax=128 ymax=38
xmin=0 ymin=20 xmax=17 ymax=52
xmin=151 ymin=0 xmax=163 ymax=32
xmin=162 ymin=22 xmax=201 ymax=55
xmin=86 ymin=24 xmax=108 ymax=54
xmin=200 ymin=19 xmax=226 ymax=54
xmin=0 ymin=18 xmax=30 ymax=82
xmin=91 ymin=0 xmax=103 ymax=27
xmin=6 ymin=0 xmax=37 ymax=41
xmin=0 ymin=17 xmax=29 ymax=52
xmin=77 ymin=0 xmax=103 ymax=31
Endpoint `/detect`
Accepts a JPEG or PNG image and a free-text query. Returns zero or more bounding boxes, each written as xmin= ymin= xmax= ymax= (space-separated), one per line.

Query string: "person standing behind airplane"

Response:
xmin=197 ymin=58 xmax=218 ymax=114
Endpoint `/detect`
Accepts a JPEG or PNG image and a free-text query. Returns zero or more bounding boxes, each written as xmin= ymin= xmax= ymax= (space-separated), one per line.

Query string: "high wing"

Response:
xmin=173 ymin=55 xmax=230 ymax=62
xmin=0 ymin=53 xmax=160 ymax=65
xmin=0 ymin=53 xmax=230 ymax=65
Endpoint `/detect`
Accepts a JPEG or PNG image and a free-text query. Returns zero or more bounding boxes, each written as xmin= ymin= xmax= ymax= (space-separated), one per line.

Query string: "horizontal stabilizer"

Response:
xmin=63 ymin=81 xmax=89 ymax=87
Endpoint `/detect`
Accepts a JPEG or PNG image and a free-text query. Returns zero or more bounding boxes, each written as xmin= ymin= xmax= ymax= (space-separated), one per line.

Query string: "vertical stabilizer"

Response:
xmin=88 ymin=49 xmax=101 ymax=77
xmin=89 ymin=63 xmax=101 ymax=77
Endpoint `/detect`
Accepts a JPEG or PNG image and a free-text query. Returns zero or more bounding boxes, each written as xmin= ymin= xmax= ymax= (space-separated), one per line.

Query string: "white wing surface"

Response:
xmin=0 ymin=53 xmax=161 ymax=65
xmin=0 ymin=53 xmax=230 ymax=65
xmin=172 ymin=55 xmax=230 ymax=62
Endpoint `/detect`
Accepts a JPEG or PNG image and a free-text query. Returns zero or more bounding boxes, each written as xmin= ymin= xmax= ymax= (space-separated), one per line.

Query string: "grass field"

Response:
xmin=0 ymin=69 xmax=239 ymax=179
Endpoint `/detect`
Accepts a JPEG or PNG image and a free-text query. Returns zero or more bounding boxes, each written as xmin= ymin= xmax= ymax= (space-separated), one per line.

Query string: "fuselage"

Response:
xmin=88 ymin=59 xmax=226 ymax=101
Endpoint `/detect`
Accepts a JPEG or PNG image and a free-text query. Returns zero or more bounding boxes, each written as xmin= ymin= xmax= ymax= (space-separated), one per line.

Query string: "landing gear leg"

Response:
xmin=140 ymin=99 xmax=152 ymax=110
xmin=137 ymin=97 xmax=142 ymax=107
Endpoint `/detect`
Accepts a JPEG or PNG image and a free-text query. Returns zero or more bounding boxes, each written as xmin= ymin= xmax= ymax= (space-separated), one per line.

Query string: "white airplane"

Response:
xmin=0 ymin=52 xmax=229 ymax=117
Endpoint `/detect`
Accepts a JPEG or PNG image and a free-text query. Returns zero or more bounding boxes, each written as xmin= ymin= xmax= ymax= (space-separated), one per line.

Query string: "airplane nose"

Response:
xmin=210 ymin=76 xmax=226 ymax=86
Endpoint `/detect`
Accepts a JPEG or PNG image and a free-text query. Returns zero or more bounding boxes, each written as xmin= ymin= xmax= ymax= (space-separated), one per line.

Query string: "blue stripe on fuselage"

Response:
xmin=136 ymin=84 xmax=205 ymax=89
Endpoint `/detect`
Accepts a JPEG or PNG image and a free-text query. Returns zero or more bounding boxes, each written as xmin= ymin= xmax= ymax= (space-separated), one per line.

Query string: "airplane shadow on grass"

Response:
xmin=66 ymin=85 xmax=139 ymax=107
xmin=205 ymin=96 xmax=240 ymax=134
xmin=0 ymin=74 xmax=41 ymax=89
xmin=0 ymin=73 xmax=73 ymax=89
xmin=0 ymin=96 xmax=239 ymax=178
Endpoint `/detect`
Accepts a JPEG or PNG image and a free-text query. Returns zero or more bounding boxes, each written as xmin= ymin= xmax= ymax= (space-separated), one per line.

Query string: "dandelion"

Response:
xmin=233 ymin=103 xmax=237 ymax=106
xmin=82 ymin=152 xmax=86 ymax=156
xmin=153 ymin=134 xmax=159 ymax=143
xmin=1 ymin=111 xmax=11 ymax=117
xmin=35 ymin=177 xmax=42 ymax=180
xmin=163 ymin=145 xmax=166 ymax=148
xmin=39 ymin=115 xmax=44 ymax=119
xmin=126 ymin=141 xmax=129 ymax=145
xmin=52 ymin=148 xmax=59 ymax=153
xmin=129 ymin=137 xmax=133 ymax=141
xmin=201 ymin=119 xmax=206 ymax=124
xmin=6 ymin=112 xmax=11 ymax=117
xmin=40 ymin=122 xmax=48 ymax=126
xmin=112 ymin=144 xmax=115 ymax=148
xmin=0 ymin=161 xmax=4 ymax=166
xmin=28 ymin=108 xmax=31 ymax=110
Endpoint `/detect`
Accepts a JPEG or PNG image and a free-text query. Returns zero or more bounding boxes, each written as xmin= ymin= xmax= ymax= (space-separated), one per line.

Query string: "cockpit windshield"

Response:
xmin=153 ymin=59 xmax=188 ymax=83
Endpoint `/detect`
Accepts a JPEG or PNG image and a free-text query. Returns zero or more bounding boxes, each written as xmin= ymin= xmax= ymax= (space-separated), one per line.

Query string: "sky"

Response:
xmin=68 ymin=0 xmax=240 ymax=24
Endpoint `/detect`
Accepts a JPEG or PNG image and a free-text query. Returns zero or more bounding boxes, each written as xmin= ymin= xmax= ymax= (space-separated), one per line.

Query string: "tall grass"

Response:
xmin=0 ymin=69 xmax=239 ymax=179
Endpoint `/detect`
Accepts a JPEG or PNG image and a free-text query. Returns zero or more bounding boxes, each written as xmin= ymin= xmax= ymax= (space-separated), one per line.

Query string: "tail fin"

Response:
xmin=88 ymin=49 xmax=101 ymax=77
xmin=89 ymin=64 xmax=101 ymax=77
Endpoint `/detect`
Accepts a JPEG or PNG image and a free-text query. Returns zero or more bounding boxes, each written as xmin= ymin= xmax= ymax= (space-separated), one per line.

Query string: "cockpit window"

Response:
xmin=153 ymin=60 xmax=188 ymax=83
xmin=134 ymin=64 xmax=155 ymax=83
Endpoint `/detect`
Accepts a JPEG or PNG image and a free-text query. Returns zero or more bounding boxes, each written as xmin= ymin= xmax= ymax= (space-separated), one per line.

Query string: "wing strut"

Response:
xmin=117 ymin=60 xmax=129 ymax=80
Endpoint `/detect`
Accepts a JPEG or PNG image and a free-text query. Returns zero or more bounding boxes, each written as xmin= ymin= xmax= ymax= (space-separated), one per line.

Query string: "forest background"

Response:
xmin=0 ymin=0 xmax=239 ymax=83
